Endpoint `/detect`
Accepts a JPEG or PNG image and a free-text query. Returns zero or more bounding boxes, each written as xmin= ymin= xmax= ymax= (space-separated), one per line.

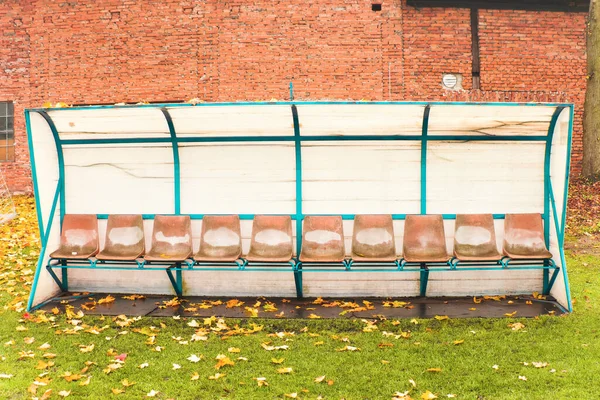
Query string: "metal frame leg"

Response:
xmin=293 ymin=261 xmax=303 ymax=298
xmin=419 ymin=263 xmax=429 ymax=297
xmin=543 ymin=266 xmax=560 ymax=295
xmin=46 ymin=264 xmax=68 ymax=292
xmin=166 ymin=265 xmax=183 ymax=297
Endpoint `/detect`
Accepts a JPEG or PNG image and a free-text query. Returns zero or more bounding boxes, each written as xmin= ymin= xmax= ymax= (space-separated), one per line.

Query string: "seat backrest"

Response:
xmin=197 ymin=215 xmax=242 ymax=259
xmin=104 ymin=214 xmax=145 ymax=254
xmin=503 ymin=213 xmax=550 ymax=257
xmin=60 ymin=214 xmax=99 ymax=254
xmin=352 ymin=214 xmax=395 ymax=258
xmin=248 ymin=215 xmax=293 ymax=260
xmin=150 ymin=215 xmax=192 ymax=255
xmin=402 ymin=215 xmax=448 ymax=262
xmin=453 ymin=214 xmax=499 ymax=259
xmin=300 ymin=216 xmax=345 ymax=261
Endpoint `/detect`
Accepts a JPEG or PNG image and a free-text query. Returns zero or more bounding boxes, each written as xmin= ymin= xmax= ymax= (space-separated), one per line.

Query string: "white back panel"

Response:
xmin=428 ymin=105 xmax=556 ymax=136
xmin=63 ymin=144 xmax=174 ymax=214
xmin=179 ymin=143 xmax=296 ymax=214
xmin=297 ymin=104 xmax=425 ymax=136
xmin=168 ymin=105 xmax=294 ymax=137
xmin=50 ymin=108 xmax=169 ymax=140
xmin=427 ymin=142 xmax=545 ymax=214
xmin=302 ymin=141 xmax=421 ymax=214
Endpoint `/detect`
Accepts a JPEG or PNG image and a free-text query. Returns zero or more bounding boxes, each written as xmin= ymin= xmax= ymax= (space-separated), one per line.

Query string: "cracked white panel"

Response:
xmin=50 ymin=108 xmax=170 ymax=140
xmin=179 ymin=142 xmax=295 ymax=214
xmin=168 ymin=105 xmax=294 ymax=137
xmin=428 ymin=105 xmax=556 ymax=137
xmin=63 ymin=144 xmax=174 ymax=214
xmin=302 ymin=141 xmax=421 ymax=214
xmin=427 ymin=142 xmax=545 ymax=214
xmin=297 ymin=104 xmax=425 ymax=137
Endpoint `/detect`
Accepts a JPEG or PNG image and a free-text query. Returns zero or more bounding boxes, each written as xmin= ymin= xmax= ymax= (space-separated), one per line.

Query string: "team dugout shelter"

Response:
xmin=24 ymin=101 xmax=574 ymax=313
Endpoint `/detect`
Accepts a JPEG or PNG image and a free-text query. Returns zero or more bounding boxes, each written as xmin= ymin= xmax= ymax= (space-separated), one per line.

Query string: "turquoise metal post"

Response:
xmin=160 ymin=108 xmax=181 ymax=214
xmin=543 ymin=107 xmax=564 ymax=293
xmin=289 ymin=82 xmax=294 ymax=101
xmin=37 ymin=111 xmax=68 ymax=289
xmin=560 ymin=106 xmax=575 ymax=312
xmin=26 ymin=181 xmax=61 ymax=311
xmin=291 ymin=104 xmax=303 ymax=298
xmin=24 ymin=111 xmax=44 ymax=236
xmin=37 ymin=111 xmax=65 ymax=226
xmin=420 ymin=105 xmax=431 ymax=215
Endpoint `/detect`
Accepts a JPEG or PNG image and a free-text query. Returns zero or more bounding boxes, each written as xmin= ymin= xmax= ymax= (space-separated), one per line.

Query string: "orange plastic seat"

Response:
xmin=245 ymin=215 xmax=293 ymax=262
xmin=351 ymin=214 xmax=397 ymax=261
xmin=503 ymin=213 xmax=552 ymax=260
xmin=194 ymin=215 xmax=242 ymax=262
xmin=49 ymin=214 xmax=99 ymax=259
xmin=453 ymin=214 xmax=501 ymax=261
xmin=96 ymin=215 xmax=145 ymax=261
xmin=144 ymin=215 xmax=193 ymax=262
xmin=402 ymin=215 xmax=449 ymax=263
xmin=299 ymin=216 xmax=345 ymax=262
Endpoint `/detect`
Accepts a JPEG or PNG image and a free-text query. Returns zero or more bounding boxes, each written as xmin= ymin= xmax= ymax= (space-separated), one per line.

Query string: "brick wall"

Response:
xmin=0 ymin=0 xmax=587 ymax=193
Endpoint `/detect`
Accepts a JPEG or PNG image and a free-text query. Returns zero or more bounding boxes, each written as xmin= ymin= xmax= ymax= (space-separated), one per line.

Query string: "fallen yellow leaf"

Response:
xmin=426 ymin=368 xmax=442 ymax=373
xmin=277 ymin=367 xmax=293 ymax=374
xmin=421 ymin=390 xmax=438 ymax=399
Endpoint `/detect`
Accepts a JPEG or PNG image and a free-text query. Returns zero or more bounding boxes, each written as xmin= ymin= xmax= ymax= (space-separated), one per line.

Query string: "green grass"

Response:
xmin=1 ymin=197 xmax=600 ymax=399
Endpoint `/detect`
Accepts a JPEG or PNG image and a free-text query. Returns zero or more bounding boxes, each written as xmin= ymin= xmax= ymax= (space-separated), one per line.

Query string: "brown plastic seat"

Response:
xmin=351 ymin=214 xmax=397 ymax=261
xmin=245 ymin=215 xmax=293 ymax=262
xmin=49 ymin=214 xmax=99 ymax=259
xmin=453 ymin=214 xmax=501 ymax=261
xmin=194 ymin=215 xmax=242 ymax=262
xmin=402 ymin=215 xmax=449 ymax=263
xmin=503 ymin=213 xmax=552 ymax=260
xmin=299 ymin=216 xmax=345 ymax=262
xmin=144 ymin=215 xmax=193 ymax=262
xmin=96 ymin=215 xmax=145 ymax=261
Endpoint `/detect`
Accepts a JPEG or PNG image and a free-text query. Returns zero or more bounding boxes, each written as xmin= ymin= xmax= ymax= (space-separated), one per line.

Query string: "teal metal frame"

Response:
xmin=24 ymin=101 xmax=575 ymax=311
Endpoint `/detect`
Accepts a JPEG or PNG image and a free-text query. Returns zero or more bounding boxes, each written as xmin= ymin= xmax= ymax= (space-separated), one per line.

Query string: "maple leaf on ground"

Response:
xmin=214 ymin=354 xmax=235 ymax=369
xmin=58 ymin=390 xmax=71 ymax=397
xmin=208 ymin=373 xmax=226 ymax=380
xmin=187 ymin=354 xmax=202 ymax=363
xmin=314 ymin=375 xmax=326 ymax=383
xmin=271 ymin=358 xmax=285 ymax=364
xmin=393 ymin=391 xmax=413 ymax=400
xmin=97 ymin=295 xmax=115 ymax=305
xmin=121 ymin=379 xmax=136 ymax=387
xmin=191 ymin=372 xmax=200 ymax=381
xmin=79 ymin=376 xmax=92 ymax=386
xmin=337 ymin=345 xmax=360 ymax=352
xmin=421 ymin=390 xmax=438 ymax=399
xmin=508 ymin=322 xmax=526 ymax=331
xmin=112 ymin=388 xmax=125 ymax=394
xmin=284 ymin=393 xmax=298 ymax=398
xmin=253 ymin=377 xmax=268 ymax=387
xmin=277 ymin=367 xmax=293 ymax=374
xmin=146 ymin=390 xmax=159 ymax=397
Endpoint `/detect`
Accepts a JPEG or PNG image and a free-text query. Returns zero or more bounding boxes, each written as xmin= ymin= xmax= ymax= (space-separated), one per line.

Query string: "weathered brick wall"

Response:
xmin=0 ymin=0 xmax=587 ymax=192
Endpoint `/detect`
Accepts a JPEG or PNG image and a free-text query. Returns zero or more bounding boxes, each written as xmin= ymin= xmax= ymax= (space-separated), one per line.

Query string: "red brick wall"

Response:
xmin=0 ymin=0 xmax=587 ymax=193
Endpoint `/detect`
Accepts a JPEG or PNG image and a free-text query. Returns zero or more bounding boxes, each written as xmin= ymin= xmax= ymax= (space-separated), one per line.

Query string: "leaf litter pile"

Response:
xmin=1 ymin=195 xmax=599 ymax=399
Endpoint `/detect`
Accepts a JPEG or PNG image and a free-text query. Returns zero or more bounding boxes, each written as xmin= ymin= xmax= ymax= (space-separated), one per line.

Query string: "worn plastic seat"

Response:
xmin=245 ymin=215 xmax=293 ymax=262
xmin=49 ymin=214 xmax=99 ymax=259
xmin=402 ymin=215 xmax=449 ymax=263
xmin=144 ymin=215 xmax=193 ymax=262
xmin=453 ymin=214 xmax=501 ymax=261
xmin=194 ymin=215 xmax=242 ymax=262
xmin=351 ymin=214 xmax=397 ymax=261
xmin=299 ymin=216 xmax=345 ymax=262
xmin=503 ymin=213 xmax=552 ymax=260
xmin=96 ymin=215 xmax=145 ymax=261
